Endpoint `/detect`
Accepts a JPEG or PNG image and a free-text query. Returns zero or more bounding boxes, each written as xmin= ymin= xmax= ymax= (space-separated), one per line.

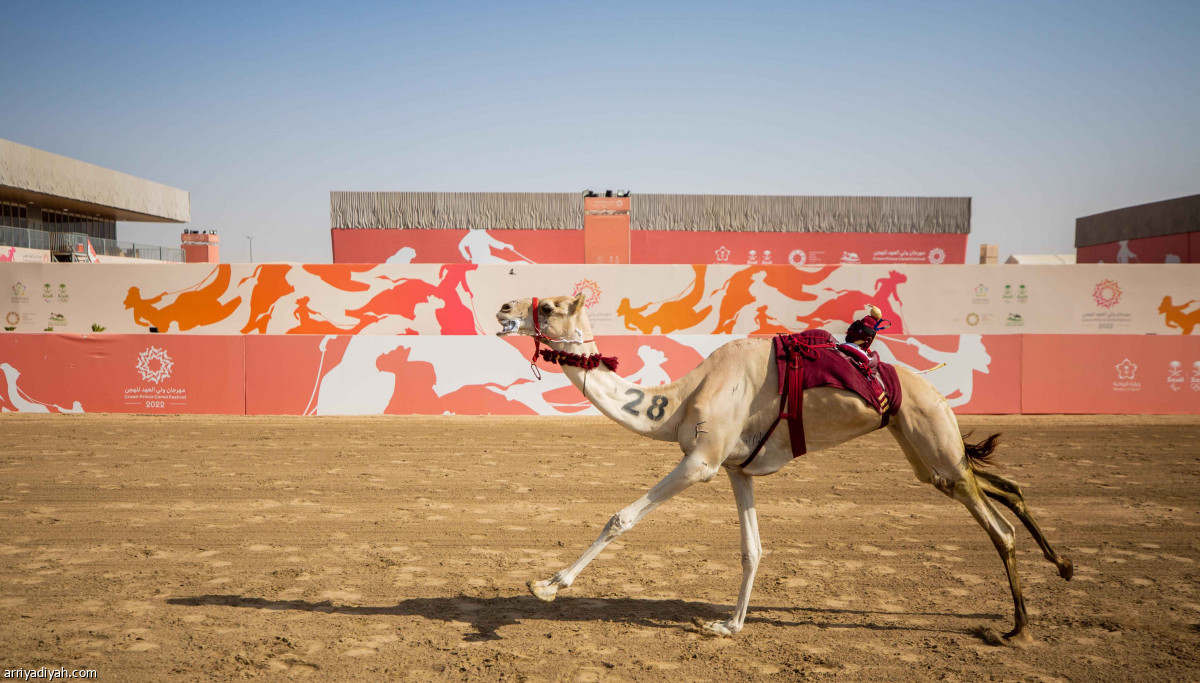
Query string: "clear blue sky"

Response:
xmin=2 ymin=0 xmax=1197 ymax=262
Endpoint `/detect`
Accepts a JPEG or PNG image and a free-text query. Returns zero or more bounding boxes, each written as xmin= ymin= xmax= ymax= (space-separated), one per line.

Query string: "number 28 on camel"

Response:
xmin=496 ymin=293 xmax=1072 ymax=642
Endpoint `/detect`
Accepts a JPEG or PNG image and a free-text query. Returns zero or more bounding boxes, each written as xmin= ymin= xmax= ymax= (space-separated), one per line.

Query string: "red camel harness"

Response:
xmin=528 ymin=297 xmax=619 ymax=379
xmin=741 ymin=331 xmax=901 ymax=469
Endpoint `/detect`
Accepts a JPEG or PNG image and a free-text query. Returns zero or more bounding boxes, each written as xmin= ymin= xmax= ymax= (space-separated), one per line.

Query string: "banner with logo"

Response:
xmin=0 ymin=246 xmax=51 ymax=263
xmin=1021 ymin=335 xmax=1200 ymax=414
xmin=0 ymin=334 xmax=245 ymax=414
xmin=2 ymin=262 xmax=1197 ymax=337
xmin=331 ymin=228 xmax=968 ymax=266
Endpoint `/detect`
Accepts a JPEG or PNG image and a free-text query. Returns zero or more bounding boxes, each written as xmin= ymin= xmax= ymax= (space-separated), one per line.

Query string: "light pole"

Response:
xmin=246 ymin=235 xmax=254 ymax=262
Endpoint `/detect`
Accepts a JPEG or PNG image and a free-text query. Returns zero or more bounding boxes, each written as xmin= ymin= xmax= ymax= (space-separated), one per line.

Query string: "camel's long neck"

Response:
xmin=545 ymin=335 xmax=691 ymax=443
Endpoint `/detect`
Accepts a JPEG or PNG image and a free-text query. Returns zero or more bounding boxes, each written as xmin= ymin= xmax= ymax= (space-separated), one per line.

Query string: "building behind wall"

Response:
xmin=1076 ymin=193 xmax=1200 ymax=264
xmin=330 ymin=191 xmax=971 ymax=266
xmin=0 ymin=138 xmax=191 ymax=262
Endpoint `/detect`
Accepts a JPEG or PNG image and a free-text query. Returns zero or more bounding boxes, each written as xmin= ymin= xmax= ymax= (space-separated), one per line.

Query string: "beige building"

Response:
xmin=0 ymin=138 xmax=190 ymax=261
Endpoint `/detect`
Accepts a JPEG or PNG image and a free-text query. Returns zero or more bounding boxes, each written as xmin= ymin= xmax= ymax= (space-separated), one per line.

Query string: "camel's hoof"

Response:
xmin=1058 ymin=558 xmax=1074 ymax=581
xmin=693 ymin=617 xmax=735 ymax=637
xmin=1003 ymin=627 xmax=1033 ymax=646
xmin=527 ymin=579 xmax=558 ymax=602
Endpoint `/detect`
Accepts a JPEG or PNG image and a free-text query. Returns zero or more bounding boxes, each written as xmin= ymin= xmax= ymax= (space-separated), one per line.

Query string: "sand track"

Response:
xmin=1 ymin=414 xmax=1198 ymax=680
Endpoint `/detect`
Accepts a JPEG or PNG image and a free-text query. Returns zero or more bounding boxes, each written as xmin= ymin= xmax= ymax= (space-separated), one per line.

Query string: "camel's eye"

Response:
xmin=541 ymin=303 xmax=553 ymax=315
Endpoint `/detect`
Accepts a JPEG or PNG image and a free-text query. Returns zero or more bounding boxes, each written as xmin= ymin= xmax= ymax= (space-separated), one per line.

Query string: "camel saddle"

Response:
xmin=743 ymin=330 xmax=903 ymax=467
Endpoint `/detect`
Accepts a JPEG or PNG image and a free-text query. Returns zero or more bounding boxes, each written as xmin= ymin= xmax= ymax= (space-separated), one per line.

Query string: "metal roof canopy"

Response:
xmin=331 ymin=191 xmax=971 ymax=233
xmin=0 ymin=139 xmax=190 ymax=223
xmin=1075 ymin=193 xmax=1200 ymax=248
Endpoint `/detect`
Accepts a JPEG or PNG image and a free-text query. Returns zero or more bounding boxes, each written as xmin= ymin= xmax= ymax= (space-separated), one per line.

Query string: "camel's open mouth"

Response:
xmin=497 ymin=319 xmax=520 ymax=336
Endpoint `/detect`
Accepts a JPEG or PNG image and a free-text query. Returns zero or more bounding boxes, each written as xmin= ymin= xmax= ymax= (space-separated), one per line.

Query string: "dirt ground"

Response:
xmin=0 ymin=414 xmax=1197 ymax=681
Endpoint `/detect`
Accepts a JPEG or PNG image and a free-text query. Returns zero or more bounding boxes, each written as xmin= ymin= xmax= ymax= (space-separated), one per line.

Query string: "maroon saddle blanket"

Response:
xmin=749 ymin=329 xmax=903 ymax=464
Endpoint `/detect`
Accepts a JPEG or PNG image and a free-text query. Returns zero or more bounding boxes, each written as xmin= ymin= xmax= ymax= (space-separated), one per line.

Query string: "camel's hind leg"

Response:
xmin=887 ymin=389 xmax=1030 ymax=641
xmin=975 ymin=470 xmax=1073 ymax=580
xmin=527 ymin=452 xmax=719 ymax=602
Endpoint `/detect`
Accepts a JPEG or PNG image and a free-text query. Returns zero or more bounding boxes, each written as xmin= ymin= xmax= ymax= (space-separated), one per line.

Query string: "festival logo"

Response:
xmin=572 ymin=278 xmax=602 ymax=309
xmin=11 ymin=282 xmax=26 ymax=298
xmin=966 ymin=312 xmax=980 ymax=326
xmin=5 ymin=312 xmax=18 ymax=326
xmin=1167 ymin=361 xmax=1184 ymax=392
xmin=928 ymin=247 xmax=946 ymax=265
xmin=840 ymin=251 xmax=861 ymax=264
xmin=788 ymin=249 xmax=807 ymax=266
xmin=47 ymin=312 xmax=67 ymax=327
xmin=1005 ymin=313 xmax=1024 ymax=327
xmin=136 ymin=346 xmax=174 ymax=384
xmin=1093 ymin=279 xmax=1122 ymax=309
xmin=715 ymin=246 xmax=731 ymax=263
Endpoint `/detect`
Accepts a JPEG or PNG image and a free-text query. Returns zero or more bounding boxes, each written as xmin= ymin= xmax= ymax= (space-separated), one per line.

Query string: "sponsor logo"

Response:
xmin=1093 ymin=279 xmax=1122 ymax=309
xmin=928 ymin=247 xmax=946 ymax=264
xmin=715 ymin=245 xmax=731 ymax=263
xmin=136 ymin=346 xmax=175 ymax=384
xmin=12 ymin=282 xmax=26 ymax=297
xmin=1167 ymin=361 xmax=1184 ymax=392
xmin=747 ymin=250 xmax=759 ymax=265
xmin=1005 ymin=313 xmax=1024 ymax=327
xmin=57 ymin=283 xmax=69 ymax=303
xmin=788 ymin=249 xmax=807 ymax=266
xmin=571 ymin=278 xmax=602 ymax=309
xmin=5 ymin=312 xmax=18 ymax=326
xmin=1113 ymin=357 xmax=1141 ymax=392
xmin=47 ymin=312 xmax=67 ymax=327
xmin=1017 ymin=284 xmax=1028 ymax=301
xmin=1115 ymin=358 xmax=1137 ymax=380
xmin=761 ymin=250 xmax=773 ymax=265
xmin=975 ymin=284 xmax=988 ymax=298
xmin=1003 ymin=284 xmax=1014 ymax=300
xmin=966 ymin=312 xmax=980 ymax=326
xmin=42 ymin=283 xmax=53 ymax=302
xmin=840 ymin=251 xmax=860 ymax=264
xmin=1192 ymin=361 xmax=1200 ymax=392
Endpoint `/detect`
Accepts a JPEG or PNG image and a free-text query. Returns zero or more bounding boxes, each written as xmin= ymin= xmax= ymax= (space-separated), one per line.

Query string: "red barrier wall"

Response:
xmin=1020 ymin=335 xmax=1200 ymax=414
xmin=5 ymin=333 xmax=1195 ymax=415
xmin=0 ymin=334 xmax=245 ymax=414
xmin=632 ymin=232 xmax=967 ymax=265
xmin=331 ymin=228 xmax=583 ymax=264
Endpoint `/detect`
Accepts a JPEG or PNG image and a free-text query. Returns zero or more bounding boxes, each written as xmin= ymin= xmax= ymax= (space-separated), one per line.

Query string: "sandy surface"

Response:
xmin=0 ymin=414 xmax=1197 ymax=681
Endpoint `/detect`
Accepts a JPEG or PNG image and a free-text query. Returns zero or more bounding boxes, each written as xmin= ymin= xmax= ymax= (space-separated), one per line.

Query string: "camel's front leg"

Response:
xmin=528 ymin=453 xmax=718 ymax=602
xmin=699 ymin=467 xmax=762 ymax=636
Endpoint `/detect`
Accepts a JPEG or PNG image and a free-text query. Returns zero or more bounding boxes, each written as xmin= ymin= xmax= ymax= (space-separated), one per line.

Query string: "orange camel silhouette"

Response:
xmin=1159 ymin=296 xmax=1200 ymax=335
xmin=238 ymin=264 xmax=294 ymax=334
xmin=302 ymin=265 xmax=376 ymax=293
xmin=793 ymin=270 xmax=907 ymax=333
xmin=709 ymin=265 xmax=838 ymax=334
xmin=617 ymin=265 xmax=713 ymax=334
xmin=124 ymin=265 xmax=242 ymax=332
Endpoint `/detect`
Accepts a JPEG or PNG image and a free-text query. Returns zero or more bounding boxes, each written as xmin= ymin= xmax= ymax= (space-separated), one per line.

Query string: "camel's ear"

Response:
xmin=570 ymin=292 xmax=586 ymax=314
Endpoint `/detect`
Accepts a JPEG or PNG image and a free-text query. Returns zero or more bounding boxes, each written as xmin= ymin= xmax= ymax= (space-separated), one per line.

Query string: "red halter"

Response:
xmin=529 ymin=296 xmax=618 ymax=379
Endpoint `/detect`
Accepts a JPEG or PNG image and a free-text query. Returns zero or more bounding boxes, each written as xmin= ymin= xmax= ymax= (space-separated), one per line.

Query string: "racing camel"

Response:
xmin=496 ymin=294 xmax=1072 ymax=642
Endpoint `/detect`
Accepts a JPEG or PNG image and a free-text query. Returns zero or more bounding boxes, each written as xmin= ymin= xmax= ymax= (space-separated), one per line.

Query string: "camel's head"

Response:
xmin=496 ymin=293 xmax=589 ymax=341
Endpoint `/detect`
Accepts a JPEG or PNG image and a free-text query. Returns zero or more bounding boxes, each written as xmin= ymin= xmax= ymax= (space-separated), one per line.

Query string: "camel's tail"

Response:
xmin=963 ymin=432 xmax=1001 ymax=469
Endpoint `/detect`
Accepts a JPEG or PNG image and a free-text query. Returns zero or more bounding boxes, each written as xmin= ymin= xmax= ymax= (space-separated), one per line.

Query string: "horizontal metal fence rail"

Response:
xmin=0 ymin=223 xmax=182 ymax=262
